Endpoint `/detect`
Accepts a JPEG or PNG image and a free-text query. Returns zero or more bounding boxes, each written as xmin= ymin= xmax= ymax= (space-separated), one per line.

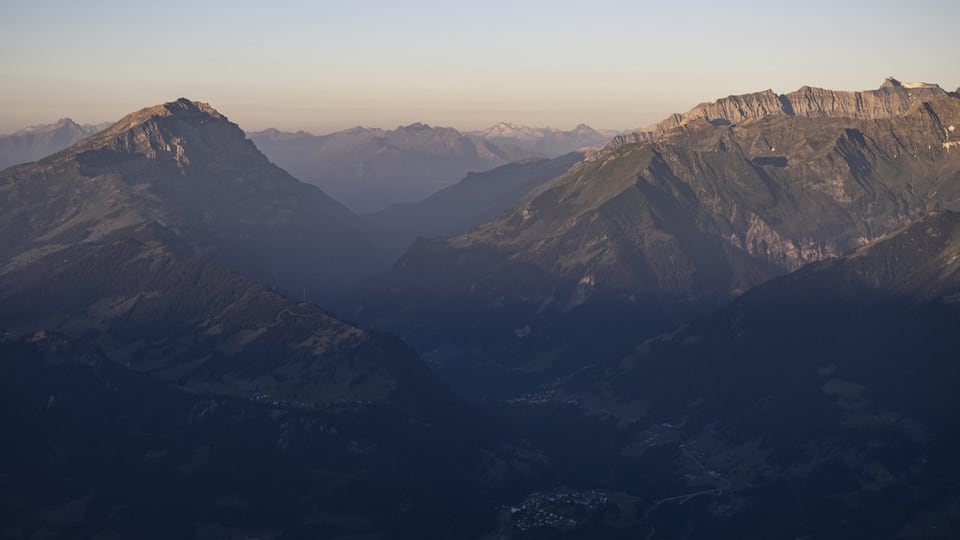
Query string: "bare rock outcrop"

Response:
xmin=608 ymin=78 xmax=950 ymax=151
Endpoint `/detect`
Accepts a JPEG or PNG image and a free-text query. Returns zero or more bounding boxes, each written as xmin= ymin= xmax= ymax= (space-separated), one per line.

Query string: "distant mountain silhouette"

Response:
xmin=469 ymin=122 xmax=616 ymax=158
xmin=0 ymin=118 xmax=110 ymax=169
xmin=609 ymin=77 xmax=950 ymax=148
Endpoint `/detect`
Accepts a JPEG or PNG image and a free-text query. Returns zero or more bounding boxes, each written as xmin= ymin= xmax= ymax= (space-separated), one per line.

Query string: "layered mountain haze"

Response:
xmin=250 ymin=123 xmax=526 ymax=212
xmin=469 ymin=122 xmax=617 ymax=157
xmin=0 ymin=98 xmax=380 ymax=298
xmin=0 ymin=118 xmax=110 ymax=170
xmin=359 ymin=80 xmax=960 ymax=399
xmin=0 ymin=99 xmax=543 ymax=539
xmin=362 ymin=152 xmax=584 ymax=259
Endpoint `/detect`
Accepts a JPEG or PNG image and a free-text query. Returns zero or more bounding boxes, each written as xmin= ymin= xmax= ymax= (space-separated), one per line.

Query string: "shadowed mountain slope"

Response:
xmin=469 ymin=122 xmax=615 ymax=157
xmin=506 ymin=211 xmax=960 ymax=539
xmin=610 ymin=77 xmax=950 ymax=148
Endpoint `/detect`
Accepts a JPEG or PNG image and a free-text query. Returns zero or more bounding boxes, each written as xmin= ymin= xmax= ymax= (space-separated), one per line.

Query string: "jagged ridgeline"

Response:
xmin=609 ymin=77 xmax=949 ymax=146
xmin=358 ymin=79 xmax=960 ymax=400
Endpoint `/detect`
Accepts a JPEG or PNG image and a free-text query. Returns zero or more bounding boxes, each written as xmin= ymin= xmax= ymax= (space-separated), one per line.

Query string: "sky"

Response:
xmin=1 ymin=0 xmax=958 ymax=134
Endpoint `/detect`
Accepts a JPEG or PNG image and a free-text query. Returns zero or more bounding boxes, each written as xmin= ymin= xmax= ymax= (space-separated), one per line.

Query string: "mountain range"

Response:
xmin=361 ymin=152 xmax=584 ymax=259
xmin=5 ymin=78 xmax=960 ymax=539
xmin=250 ymin=122 xmax=611 ymax=213
xmin=355 ymin=79 xmax=960 ymax=400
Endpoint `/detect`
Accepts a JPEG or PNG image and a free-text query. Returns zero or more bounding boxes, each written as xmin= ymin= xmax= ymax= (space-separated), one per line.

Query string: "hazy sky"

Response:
xmin=1 ymin=0 xmax=958 ymax=134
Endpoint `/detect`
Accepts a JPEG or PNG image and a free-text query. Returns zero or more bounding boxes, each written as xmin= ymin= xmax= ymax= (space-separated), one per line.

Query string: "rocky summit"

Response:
xmin=0 ymin=98 xmax=380 ymax=298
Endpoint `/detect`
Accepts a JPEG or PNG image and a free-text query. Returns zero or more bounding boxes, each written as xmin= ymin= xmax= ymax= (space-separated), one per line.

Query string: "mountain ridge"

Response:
xmin=358 ymin=83 xmax=960 ymax=400
xmin=608 ymin=78 xmax=951 ymax=150
xmin=361 ymin=151 xmax=584 ymax=260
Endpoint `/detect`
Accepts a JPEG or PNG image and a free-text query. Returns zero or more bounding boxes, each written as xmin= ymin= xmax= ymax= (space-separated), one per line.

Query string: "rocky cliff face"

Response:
xmin=609 ymin=78 xmax=950 ymax=149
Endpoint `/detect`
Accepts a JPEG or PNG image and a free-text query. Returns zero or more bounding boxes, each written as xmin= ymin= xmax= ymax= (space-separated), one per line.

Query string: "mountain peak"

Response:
xmin=60 ymin=97 xmax=256 ymax=172
xmin=53 ymin=117 xmax=80 ymax=128
xmin=882 ymin=76 xmax=902 ymax=88
xmin=105 ymin=97 xmax=223 ymax=134
xmin=400 ymin=122 xmax=432 ymax=132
